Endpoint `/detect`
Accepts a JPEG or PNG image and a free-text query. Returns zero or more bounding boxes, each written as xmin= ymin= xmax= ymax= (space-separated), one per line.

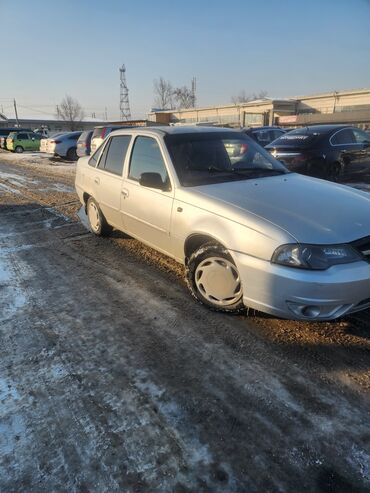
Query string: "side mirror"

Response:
xmin=139 ymin=172 xmax=167 ymax=190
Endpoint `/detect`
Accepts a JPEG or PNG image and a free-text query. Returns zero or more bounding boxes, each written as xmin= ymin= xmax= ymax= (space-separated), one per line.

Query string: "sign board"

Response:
xmin=278 ymin=115 xmax=298 ymax=123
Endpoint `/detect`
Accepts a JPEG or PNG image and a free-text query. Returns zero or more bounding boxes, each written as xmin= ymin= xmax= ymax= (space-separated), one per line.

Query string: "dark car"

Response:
xmin=266 ymin=124 xmax=370 ymax=183
xmin=242 ymin=126 xmax=286 ymax=147
xmin=0 ymin=127 xmax=32 ymax=150
xmin=77 ymin=130 xmax=93 ymax=157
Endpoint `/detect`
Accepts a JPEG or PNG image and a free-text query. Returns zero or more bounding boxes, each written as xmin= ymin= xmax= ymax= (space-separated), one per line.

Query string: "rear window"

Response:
xmin=92 ymin=126 xmax=131 ymax=140
xmin=79 ymin=131 xmax=91 ymax=141
xmin=330 ymin=128 xmax=356 ymax=145
xmin=269 ymin=129 xmax=321 ymax=148
xmin=68 ymin=133 xmax=82 ymax=141
xmin=92 ymin=128 xmax=106 ymax=139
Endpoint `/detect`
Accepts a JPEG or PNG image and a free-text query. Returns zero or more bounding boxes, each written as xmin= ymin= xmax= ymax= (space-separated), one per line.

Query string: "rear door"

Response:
xmin=92 ymin=134 xmax=131 ymax=228
xmin=17 ymin=132 xmax=29 ymax=150
xmin=352 ymin=128 xmax=370 ymax=184
xmin=331 ymin=128 xmax=366 ymax=182
xmin=121 ymin=135 xmax=174 ymax=255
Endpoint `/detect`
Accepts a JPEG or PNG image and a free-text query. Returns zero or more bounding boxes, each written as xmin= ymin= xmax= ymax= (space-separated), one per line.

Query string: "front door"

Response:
xmin=121 ymin=135 xmax=174 ymax=255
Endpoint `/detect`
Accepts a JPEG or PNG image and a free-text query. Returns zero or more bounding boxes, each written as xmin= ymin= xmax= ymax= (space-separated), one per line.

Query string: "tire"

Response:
xmin=186 ymin=242 xmax=245 ymax=313
xmin=327 ymin=161 xmax=343 ymax=182
xmin=86 ymin=197 xmax=112 ymax=236
xmin=15 ymin=146 xmax=24 ymax=153
xmin=66 ymin=147 xmax=78 ymax=161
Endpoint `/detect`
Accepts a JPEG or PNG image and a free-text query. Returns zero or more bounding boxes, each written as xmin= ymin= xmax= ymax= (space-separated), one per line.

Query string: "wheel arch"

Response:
xmin=83 ymin=192 xmax=91 ymax=211
xmin=184 ymin=233 xmax=228 ymax=264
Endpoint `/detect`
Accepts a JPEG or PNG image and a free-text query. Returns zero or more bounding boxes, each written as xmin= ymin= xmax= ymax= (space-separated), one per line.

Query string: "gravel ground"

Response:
xmin=0 ymin=150 xmax=369 ymax=492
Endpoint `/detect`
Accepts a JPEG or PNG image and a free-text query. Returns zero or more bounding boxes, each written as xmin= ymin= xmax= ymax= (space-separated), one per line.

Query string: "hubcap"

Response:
xmin=88 ymin=201 xmax=100 ymax=232
xmin=195 ymin=257 xmax=242 ymax=306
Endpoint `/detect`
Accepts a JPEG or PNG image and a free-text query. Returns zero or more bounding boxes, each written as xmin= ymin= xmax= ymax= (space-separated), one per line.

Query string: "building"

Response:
xmin=0 ymin=115 xmax=106 ymax=132
xmin=148 ymin=87 xmax=370 ymax=129
xmin=0 ymin=115 xmax=162 ymax=133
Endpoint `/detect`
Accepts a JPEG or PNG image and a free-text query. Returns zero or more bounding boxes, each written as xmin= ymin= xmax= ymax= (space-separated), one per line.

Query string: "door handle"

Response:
xmin=121 ymin=188 xmax=129 ymax=198
xmin=94 ymin=177 xmax=100 ymax=185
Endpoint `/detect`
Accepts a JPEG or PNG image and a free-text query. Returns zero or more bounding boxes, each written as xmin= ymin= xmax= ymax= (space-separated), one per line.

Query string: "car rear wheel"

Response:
xmin=15 ymin=146 xmax=24 ymax=153
xmin=327 ymin=161 xmax=343 ymax=181
xmin=86 ymin=197 xmax=112 ymax=236
xmin=186 ymin=242 xmax=244 ymax=312
xmin=66 ymin=147 xmax=78 ymax=161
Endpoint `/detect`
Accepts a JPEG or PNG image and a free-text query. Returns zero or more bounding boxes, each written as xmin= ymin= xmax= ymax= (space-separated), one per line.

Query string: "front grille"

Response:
xmin=351 ymin=235 xmax=370 ymax=262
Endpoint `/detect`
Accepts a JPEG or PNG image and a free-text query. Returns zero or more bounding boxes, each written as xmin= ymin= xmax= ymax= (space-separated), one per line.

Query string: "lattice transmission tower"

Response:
xmin=119 ymin=64 xmax=131 ymax=121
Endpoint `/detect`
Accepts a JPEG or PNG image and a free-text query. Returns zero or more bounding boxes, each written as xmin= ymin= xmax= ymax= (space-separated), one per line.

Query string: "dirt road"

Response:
xmin=0 ymin=151 xmax=369 ymax=492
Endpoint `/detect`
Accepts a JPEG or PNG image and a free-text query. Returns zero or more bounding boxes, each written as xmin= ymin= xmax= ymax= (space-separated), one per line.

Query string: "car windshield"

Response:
xmin=165 ymin=131 xmax=288 ymax=186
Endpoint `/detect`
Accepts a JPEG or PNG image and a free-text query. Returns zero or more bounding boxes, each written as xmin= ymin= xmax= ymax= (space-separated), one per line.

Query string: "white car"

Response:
xmin=90 ymin=125 xmax=131 ymax=154
xmin=48 ymin=131 xmax=82 ymax=160
xmin=75 ymin=126 xmax=370 ymax=321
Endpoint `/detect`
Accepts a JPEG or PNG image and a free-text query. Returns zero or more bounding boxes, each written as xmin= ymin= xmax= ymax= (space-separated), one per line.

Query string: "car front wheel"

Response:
xmin=15 ymin=146 xmax=24 ymax=153
xmin=86 ymin=197 xmax=112 ymax=236
xmin=186 ymin=242 xmax=244 ymax=312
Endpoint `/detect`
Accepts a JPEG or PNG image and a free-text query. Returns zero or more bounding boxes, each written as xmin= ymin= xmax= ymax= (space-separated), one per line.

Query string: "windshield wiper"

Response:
xmin=191 ymin=165 xmax=231 ymax=173
xmin=231 ymin=168 xmax=289 ymax=177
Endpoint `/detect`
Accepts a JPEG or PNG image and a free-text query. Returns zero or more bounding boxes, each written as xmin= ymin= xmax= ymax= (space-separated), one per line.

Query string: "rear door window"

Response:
xmin=103 ymin=135 xmax=131 ymax=175
xmin=330 ymin=129 xmax=356 ymax=145
xmin=353 ymin=128 xmax=370 ymax=144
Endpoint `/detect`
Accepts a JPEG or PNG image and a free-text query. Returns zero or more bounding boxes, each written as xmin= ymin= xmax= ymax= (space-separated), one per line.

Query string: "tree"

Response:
xmin=173 ymin=86 xmax=196 ymax=109
xmin=231 ymin=90 xmax=268 ymax=105
xmin=153 ymin=78 xmax=174 ymax=109
xmin=56 ymin=95 xmax=85 ymax=131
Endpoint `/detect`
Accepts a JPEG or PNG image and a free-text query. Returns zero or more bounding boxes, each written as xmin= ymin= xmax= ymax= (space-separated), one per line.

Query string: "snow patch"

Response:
xmin=0 ymin=255 xmax=28 ymax=320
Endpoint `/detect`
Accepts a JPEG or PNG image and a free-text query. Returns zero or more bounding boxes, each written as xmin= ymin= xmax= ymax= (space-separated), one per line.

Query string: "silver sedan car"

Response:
xmin=75 ymin=126 xmax=370 ymax=321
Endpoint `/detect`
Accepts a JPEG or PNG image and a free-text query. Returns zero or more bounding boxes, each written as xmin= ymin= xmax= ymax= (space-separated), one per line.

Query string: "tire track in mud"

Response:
xmin=1 ymin=157 xmax=370 ymax=491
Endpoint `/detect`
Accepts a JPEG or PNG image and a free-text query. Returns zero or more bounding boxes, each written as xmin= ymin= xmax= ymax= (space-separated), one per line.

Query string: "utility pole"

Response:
xmin=104 ymin=107 xmax=108 ymax=121
xmin=119 ymin=64 xmax=131 ymax=121
xmin=13 ymin=99 xmax=19 ymax=126
xmin=191 ymin=77 xmax=197 ymax=108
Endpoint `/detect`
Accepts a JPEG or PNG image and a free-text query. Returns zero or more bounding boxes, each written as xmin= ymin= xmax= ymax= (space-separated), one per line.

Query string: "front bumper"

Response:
xmin=232 ymin=251 xmax=370 ymax=320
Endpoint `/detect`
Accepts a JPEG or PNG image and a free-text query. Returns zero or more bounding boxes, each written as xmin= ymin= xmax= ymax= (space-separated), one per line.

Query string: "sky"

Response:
xmin=0 ymin=0 xmax=369 ymax=120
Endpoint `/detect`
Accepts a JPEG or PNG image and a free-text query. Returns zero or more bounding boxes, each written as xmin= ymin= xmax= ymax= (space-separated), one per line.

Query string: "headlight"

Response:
xmin=271 ymin=244 xmax=361 ymax=270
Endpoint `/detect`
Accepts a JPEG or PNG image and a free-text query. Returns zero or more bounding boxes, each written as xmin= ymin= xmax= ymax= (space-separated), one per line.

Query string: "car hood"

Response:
xmin=191 ymin=174 xmax=370 ymax=244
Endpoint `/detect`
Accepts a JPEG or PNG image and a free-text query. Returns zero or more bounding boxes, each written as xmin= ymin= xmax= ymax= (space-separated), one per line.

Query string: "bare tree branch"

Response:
xmin=231 ymin=90 xmax=268 ymax=105
xmin=153 ymin=78 xmax=174 ymax=109
xmin=56 ymin=95 xmax=84 ymax=131
xmin=173 ymin=86 xmax=196 ymax=109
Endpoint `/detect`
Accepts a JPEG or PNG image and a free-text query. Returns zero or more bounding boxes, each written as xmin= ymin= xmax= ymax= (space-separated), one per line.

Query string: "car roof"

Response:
xmin=292 ymin=124 xmax=351 ymax=134
xmin=110 ymin=125 xmax=240 ymax=137
xmin=245 ymin=126 xmax=284 ymax=131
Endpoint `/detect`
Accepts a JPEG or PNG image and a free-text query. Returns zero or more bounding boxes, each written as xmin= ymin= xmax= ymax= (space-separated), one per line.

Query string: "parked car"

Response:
xmin=266 ymin=124 xmax=370 ymax=183
xmin=0 ymin=127 xmax=32 ymax=150
xmin=77 ymin=130 xmax=93 ymax=157
xmin=48 ymin=131 xmax=82 ymax=160
xmin=6 ymin=131 xmax=42 ymax=153
xmin=33 ymin=127 xmax=49 ymax=138
xmin=242 ymin=126 xmax=286 ymax=147
xmin=75 ymin=126 xmax=370 ymax=321
xmin=40 ymin=133 xmax=66 ymax=153
xmin=90 ymin=125 xmax=132 ymax=153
